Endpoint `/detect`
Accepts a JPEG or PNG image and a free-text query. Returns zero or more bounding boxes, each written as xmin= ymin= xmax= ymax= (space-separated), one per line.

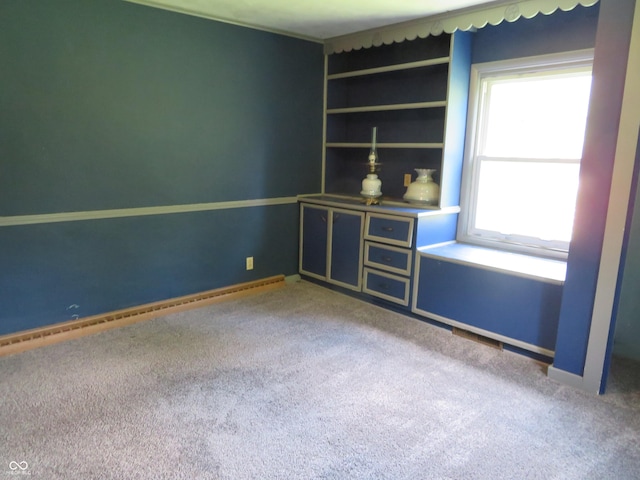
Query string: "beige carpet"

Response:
xmin=1 ymin=280 xmax=639 ymax=479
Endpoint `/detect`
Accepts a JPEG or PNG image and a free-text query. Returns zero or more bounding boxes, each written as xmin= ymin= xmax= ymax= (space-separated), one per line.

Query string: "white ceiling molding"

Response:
xmin=324 ymin=0 xmax=600 ymax=54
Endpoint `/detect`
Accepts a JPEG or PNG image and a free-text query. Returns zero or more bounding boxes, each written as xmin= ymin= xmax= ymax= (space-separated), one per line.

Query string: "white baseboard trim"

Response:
xmin=547 ymin=365 xmax=599 ymax=394
xmin=0 ymin=275 xmax=286 ymax=357
xmin=285 ymin=274 xmax=302 ymax=283
xmin=411 ymin=307 xmax=555 ymax=358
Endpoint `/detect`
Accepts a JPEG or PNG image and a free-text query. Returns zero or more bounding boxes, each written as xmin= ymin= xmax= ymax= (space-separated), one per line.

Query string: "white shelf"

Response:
xmin=327 ymin=57 xmax=450 ymax=80
xmin=326 ymin=142 xmax=444 ymax=149
xmin=326 ymin=101 xmax=446 ymax=115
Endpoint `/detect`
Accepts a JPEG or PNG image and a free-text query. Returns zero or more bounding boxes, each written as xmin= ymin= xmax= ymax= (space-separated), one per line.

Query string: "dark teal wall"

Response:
xmin=0 ymin=0 xmax=323 ymax=214
xmin=0 ymin=0 xmax=324 ymax=335
xmin=611 ymin=129 xmax=640 ymax=361
xmin=0 ymin=206 xmax=299 ymax=335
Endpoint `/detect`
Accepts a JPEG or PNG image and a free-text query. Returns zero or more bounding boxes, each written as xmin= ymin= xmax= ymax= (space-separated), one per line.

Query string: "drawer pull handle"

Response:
xmin=320 ymin=214 xmax=327 ymax=223
xmin=379 ymin=283 xmax=390 ymax=290
xmin=382 ymin=226 xmax=394 ymax=232
xmin=382 ymin=256 xmax=393 ymax=262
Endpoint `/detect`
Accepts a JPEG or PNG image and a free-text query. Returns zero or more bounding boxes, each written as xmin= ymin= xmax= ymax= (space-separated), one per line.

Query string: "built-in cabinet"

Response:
xmin=299 ymin=32 xmax=563 ymax=359
xmin=299 ymin=203 xmax=364 ymax=291
xmin=412 ymin=245 xmax=565 ymax=357
xmin=362 ymin=213 xmax=415 ymax=306
xmin=323 ymin=32 xmax=471 ymax=205
xmin=302 ymin=32 xmax=472 ymax=310
xmin=299 ymin=198 xmax=563 ymax=357
xmin=299 ymin=197 xmax=459 ymax=309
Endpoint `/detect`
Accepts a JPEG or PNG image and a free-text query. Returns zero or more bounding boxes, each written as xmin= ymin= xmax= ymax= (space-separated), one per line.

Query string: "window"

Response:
xmin=458 ymin=50 xmax=594 ymax=259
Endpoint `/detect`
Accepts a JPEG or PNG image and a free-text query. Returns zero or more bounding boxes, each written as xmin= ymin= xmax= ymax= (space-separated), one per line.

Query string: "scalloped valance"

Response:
xmin=324 ymin=0 xmax=600 ymax=54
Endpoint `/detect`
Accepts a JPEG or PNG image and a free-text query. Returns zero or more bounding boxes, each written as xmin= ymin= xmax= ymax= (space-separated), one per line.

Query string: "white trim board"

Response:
xmin=581 ymin=0 xmax=640 ymax=394
xmin=418 ymin=243 xmax=567 ymax=285
xmin=325 ymin=0 xmax=600 ymax=54
xmin=547 ymin=365 xmax=586 ymax=390
xmin=412 ymin=307 xmax=556 ymax=358
xmin=0 ymin=197 xmax=298 ymax=227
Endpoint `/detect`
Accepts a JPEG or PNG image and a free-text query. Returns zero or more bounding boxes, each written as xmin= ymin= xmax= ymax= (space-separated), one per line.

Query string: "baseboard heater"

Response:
xmin=0 ymin=275 xmax=285 ymax=358
xmin=452 ymin=327 xmax=504 ymax=350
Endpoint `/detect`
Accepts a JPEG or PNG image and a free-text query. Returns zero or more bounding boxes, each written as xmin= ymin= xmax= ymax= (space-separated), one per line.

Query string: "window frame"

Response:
xmin=457 ymin=49 xmax=595 ymax=259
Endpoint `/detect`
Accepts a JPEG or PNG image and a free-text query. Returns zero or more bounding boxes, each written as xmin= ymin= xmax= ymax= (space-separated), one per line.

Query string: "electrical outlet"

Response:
xmin=404 ymin=173 xmax=413 ymax=187
xmin=246 ymin=256 xmax=254 ymax=270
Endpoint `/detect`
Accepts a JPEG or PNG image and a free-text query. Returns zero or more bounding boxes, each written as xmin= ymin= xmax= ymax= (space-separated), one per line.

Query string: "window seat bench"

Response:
xmin=412 ymin=242 xmax=566 ymax=358
xmin=417 ymin=242 xmax=566 ymax=285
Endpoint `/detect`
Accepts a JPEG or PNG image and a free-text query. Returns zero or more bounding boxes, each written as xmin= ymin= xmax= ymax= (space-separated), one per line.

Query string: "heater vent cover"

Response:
xmin=452 ymin=327 xmax=503 ymax=350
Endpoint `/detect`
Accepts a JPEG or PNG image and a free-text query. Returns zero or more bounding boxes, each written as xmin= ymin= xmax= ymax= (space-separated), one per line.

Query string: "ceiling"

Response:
xmin=126 ymin=0 xmax=500 ymax=40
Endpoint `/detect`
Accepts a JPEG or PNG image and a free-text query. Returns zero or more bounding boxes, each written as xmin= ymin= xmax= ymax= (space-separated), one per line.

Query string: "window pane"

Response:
xmin=475 ymin=160 xmax=580 ymax=243
xmin=482 ymin=73 xmax=592 ymax=159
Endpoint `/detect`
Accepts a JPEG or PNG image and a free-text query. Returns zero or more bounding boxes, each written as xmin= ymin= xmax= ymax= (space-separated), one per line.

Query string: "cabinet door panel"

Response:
xmin=329 ymin=210 xmax=364 ymax=290
xmin=300 ymin=205 xmax=328 ymax=279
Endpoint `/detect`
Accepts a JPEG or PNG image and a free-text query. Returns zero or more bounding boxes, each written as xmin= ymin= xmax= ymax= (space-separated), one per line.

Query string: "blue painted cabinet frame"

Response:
xmin=299 ymin=203 xmax=364 ymax=291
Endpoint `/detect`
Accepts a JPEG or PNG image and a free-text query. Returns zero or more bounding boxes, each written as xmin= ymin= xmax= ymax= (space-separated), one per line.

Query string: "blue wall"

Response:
xmin=472 ymin=4 xmax=599 ymax=63
xmin=465 ymin=5 xmax=599 ymax=357
xmin=0 ymin=0 xmax=324 ymax=335
xmin=470 ymin=1 xmax=638 ymax=377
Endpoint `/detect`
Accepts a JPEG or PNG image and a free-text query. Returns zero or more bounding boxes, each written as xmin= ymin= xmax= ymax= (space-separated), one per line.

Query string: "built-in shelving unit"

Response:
xmin=323 ymin=33 xmax=471 ymax=206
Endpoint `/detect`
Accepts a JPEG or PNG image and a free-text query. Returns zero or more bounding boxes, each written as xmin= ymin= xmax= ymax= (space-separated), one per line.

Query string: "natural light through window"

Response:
xmin=482 ymin=74 xmax=592 ymax=159
xmin=460 ymin=51 xmax=593 ymax=258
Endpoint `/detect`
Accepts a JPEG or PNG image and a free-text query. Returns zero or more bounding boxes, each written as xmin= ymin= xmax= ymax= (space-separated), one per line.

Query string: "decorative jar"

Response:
xmin=361 ymin=173 xmax=382 ymax=198
xmin=403 ymin=169 xmax=439 ymax=206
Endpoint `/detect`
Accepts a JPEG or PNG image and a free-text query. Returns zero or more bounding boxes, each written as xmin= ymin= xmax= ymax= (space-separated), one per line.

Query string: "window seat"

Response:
xmin=417 ymin=242 xmax=566 ymax=285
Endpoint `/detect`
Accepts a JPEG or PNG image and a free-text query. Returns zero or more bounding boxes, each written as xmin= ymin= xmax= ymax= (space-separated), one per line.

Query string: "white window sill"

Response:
xmin=417 ymin=242 xmax=566 ymax=285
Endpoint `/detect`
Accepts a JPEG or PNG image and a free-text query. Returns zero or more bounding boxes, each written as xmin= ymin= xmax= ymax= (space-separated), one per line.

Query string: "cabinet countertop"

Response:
xmin=298 ymin=194 xmax=460 ymax=218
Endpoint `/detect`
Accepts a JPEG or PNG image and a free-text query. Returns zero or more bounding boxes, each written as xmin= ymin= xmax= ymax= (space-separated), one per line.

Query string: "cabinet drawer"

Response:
xmin=365 ymin=213 xmax=414 ymax=247
xmin=364 ymin=241 xmax=412 ymax=276
xmin=363 ymin=268 xmax=410 ymax=306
